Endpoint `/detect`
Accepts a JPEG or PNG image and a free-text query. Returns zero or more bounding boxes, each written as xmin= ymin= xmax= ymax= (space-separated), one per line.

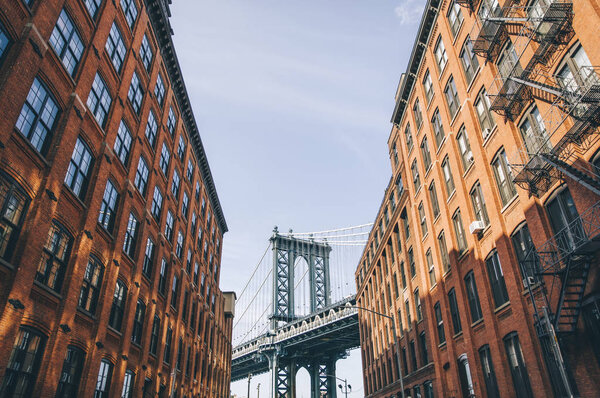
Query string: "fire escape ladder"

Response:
xmin=553 ymin=259 xmax=591 ymax=334
xmin=540 ymin=153 xmax=600 ymax=196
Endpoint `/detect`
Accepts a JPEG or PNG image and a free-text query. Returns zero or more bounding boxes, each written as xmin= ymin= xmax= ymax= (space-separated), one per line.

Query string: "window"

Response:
xmin=408 ymin=247 xmax=416 ymax=278
xmin=154 ymin=74 xmax=165 ymax=106
xmin=177 ymin=135 xmax=186 ymax=160
xmin=114 ymin=120 xmax=133 ymax=165
xmin=456 ymin=126 xmax=473 ymax=171
xmin=0 ymin=327 xmax=46 ymax=397
xmin=187 ymin=159 xmax=194 ymax=181
xmin=149 ymin=316 xmax=160 ymax=355
xmin=511 ymin=223 xmax=539 ymax=285
xmin=453 ymin=209 xmax=468 ymax=254
xmin=65 ymin=137 xmax=94 ymax=199
xmin=158 ymin=258 xmax=168 ymax=295
xmin=127 ymin=71 xmax=144 ymax=114
xmin=438 ymin=231 xmax=450 ymax=273
xmin=145 ymin=110 xmax=158 ymax=147
xmin=140 ymin=34 xmax=153 ymax=72
xmin=419 ymin=331 xmax=429 ymax=364
xmin=108 ymin=280 xmax=127 ymax=331
xmin=0 ymin=22 xmax=10 ymax=62
xmin=194 ymin=262 xmax=200 ymax=285
xmin=434 ymin=302 xmax=446 ymax=344
xmin=176 ymin=338 xmax=183 ymax=370
xmin=16 ymin=77 xmax=59 ymax=153
xmin=457 ymin=355 xmax=475 ymax=398
xmin=151 ymin=186 xmax=163 ymax=220
xmin=123 ymin=212 xmax=139 ymax=257
xmin=171 ymin=273 xmax=179 ymax=308
xmin=182 ymin=290 xmax=189 ymax=322
xmin=55 ymin=345 xmax=85 ymax=398
xmin=504 ymin=332 xmax=534 ymax=398
xmin=431 ymin=108 xmax=445 ymax=148
xmin=78 ymin=256 xmax=104 ymax=314
xmin=460 ymin=37 xmax=479 ymax=85
xmin=519 ymin=105 xmax=551 ymax=156
xmin=545 ymin=188 xmax=581 ymax=254
xmin=497 ymin=41 xmax=522 ymax=81
xmin=464 ymin=271 xmax=483 ymax=322
xmin=557 ymin=44 xmax=597 ymax=95
xmin=142 ymin=237 xmax=155 ymax=278
xmin=160 ymin=143 xmax=170 ymax=175
xmin=447 ymin=1 xmax=464 ymax=38
xmin=50 ymin=10 xmax=84 ymax=76
xmin=196 ymin=181 xmax=201 ymax=201
xmin=87 ymin=73 xmax=112 ymax=129
xmin=163 ymin=327 xmax=173 ymax=363
xmin=418 ymin=202 xmax=428 ymax=237
xmin=448 ymin=288 xmax=462 ymax=334
xmin=475 ymin=88 xmax=495 ymax=138
xmin=84 ymin=0 xmax=102 ymax=19
xmin=131 ymin=300 xmax=146 ymax=344
xmin=486 ymin=250 xmax=509 ymax=308
xmin=442 ymin=157 xmax=455 ymax=195
xmin=429 ymin=183 xmax=440 ymax=219
xmin=176 ymin=231 xmax=184 ymax=258
xmin=444 ymin=76 xmax=460 ymax=118
xmin=478 ymin=0 xmax=500 ymax=20
xmin=411 ymin=159 xmax=421 ymax=191
xmin=121 ymin=370 xmax=134 ymax=398
xmin=167 ymin=107 xmax=177 ymax=135
xmin=94 ymin=359 xmax=113 ymax=398
xmin=98 ymin=180 xmax=119 ymax=232
xmin=420 ymin=136 xmax=432 ymax=171
xmin=120 ymin=0 xmax=138 ymax=29
xmin=106 ymin=22 xmax=126 ymax=73
xmin=415 ymin=289 xmax=422 ymax=321
xmin=403 ymin=124 xmax=414 ymax=153
xmin=401 ymin=209 xmax=410 ymax=240
xmin=426 ymin=249 xmax=436 ymax=286
xmin=413 ymin=99 xmax=423 ymax=129
xmin=409 ymin=339 xmax=418 ymax=370
xmin=165 ymin=210 xmax=174 ymax=241
xmin=35 ymin=222 xmax=72 ymax=292
xmin=182 ymin=192 xmax=189 ymax=219
xmin=392 ymin=143 xmax=399 ymax=166
xmin=423 ymin=70 xmax=434 ymax=104
xmin=400 ymin=261 xmax=407 ymax=288
xmin=492 ymin=148 xmax=517 ymax=206
xmin=424 ymin=381 xmax=434 ymax=398
xmin=134 ymin=157 xmax=149 ymax=195
xmin=479 ymin=345 xmax=501 ymax=398
xmin=171 ymin=169 xmax=180 ymax=198
xmin=434 ymin=37 xmax=448 ymax=72
xmin=470 ymin=182 xmax=490 ymax=226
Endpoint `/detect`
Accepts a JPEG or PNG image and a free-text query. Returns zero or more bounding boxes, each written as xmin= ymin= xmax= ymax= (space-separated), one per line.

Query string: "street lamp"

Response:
xmin=324 ymin=374 xmax=352 ymax=398
xmin=350 ymin=305 xmax=406 ymax=398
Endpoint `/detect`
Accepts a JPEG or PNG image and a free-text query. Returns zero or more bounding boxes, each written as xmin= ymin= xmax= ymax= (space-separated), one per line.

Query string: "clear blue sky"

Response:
xmin=170 ymin=0 xmax=425 ymax=396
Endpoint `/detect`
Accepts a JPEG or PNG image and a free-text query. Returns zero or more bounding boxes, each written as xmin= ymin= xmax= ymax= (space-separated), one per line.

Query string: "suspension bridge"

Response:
xmin=231 ymin=224 xmax=371 ymax=397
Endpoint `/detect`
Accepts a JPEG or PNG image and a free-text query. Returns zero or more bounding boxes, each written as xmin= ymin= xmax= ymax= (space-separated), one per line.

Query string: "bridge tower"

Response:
xmin=267 ymin=228 xmax=338 ymax=398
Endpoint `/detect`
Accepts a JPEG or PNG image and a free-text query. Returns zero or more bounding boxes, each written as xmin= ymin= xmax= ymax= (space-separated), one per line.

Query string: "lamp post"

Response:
xmin=350 ymin=306 xmax=406 ymax=398
xmin=247 ymin=373 xmax=252 ymax=398
xmin=256 ymin=383 xmax=261 ymax=398
xmin=324 ymin=374 xmax=352 ymax=398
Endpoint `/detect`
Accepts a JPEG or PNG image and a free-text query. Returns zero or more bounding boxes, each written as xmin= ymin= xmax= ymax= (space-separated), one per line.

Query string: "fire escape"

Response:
xmin=469 ymin=1 xmax=600 ymax=396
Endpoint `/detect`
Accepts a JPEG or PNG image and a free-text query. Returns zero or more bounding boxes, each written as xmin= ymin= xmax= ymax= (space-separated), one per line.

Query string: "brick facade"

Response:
xmin=0 ymin=0 xmax=233 ymax=397
xmin=356 ymin=1 xmax=600 ymax=397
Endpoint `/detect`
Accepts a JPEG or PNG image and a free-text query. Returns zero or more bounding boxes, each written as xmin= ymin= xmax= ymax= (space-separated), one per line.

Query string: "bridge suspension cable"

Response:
xmin=290 ymin=223 xmax=373 ymax=236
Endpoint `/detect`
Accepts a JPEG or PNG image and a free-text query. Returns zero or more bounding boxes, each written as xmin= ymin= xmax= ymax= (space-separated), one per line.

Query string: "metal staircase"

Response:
xmin=555 ymin=261 xmax=591 ymax=333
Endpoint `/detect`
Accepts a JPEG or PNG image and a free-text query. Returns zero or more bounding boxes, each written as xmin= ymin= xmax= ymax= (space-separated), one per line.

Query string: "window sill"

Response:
xmin=76 ymin=307 xmax=97 ymax=321
xmin=482 ymin=124 xmax=499 ymax=147
xmin=433 ymin=213 xmax=441 ymax=224
xmin=426 ymin=95 xmax=435 ymax=112
xmin=456 ymin=248 xmax=470 ymax=263
xmin=62 ymin=184 xmax=88 ymax=210
xmin=0 ymin=257 xmax=15 ymax=271
xmin=107 ymin=325 xmax=123 ymax=337
xmin=424 ymin=164 xmax=433 ymax=178
xmin=437 ymin=341 xmax=447 ymax=350
xmin=451 ymin=21 xmax=465 ymax=46
xmin=11 ymin=129 xmax=51 ymax=170
xmin=462 ymin=161 xmax=475 ymax=178
xmin=466 ymin=67 xmax=481 ymax=93
xmin=500 ymin=195 xmax=519 ymax=214
xmin=435 ymin=136 xmax=447 ymax=156
xmin=95 ymin=223 xmax=115 ymax=243
xmin=494 ymin=301 xmax=511 ymax=315
xmin=471 ymin=318 xmax=484 ymax=329
xmin=449 ymin=105 xmax=462 ymax=128
xmin=452 ymin=330 xmax=464 ymax=340
xmin=446 ymin=189 xmax=457 ymax=203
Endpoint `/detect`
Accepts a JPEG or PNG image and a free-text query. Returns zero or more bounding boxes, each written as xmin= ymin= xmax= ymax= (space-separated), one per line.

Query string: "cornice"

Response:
xmin=145 ymin=0 xmax=228 ymax=233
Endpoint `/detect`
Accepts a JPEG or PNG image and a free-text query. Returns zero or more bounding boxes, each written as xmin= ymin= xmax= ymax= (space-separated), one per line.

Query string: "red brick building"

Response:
xmin=0 ymin=0 xmax=234 ymax=397
xmin=356 ymin=0 xmax=600 ymax=397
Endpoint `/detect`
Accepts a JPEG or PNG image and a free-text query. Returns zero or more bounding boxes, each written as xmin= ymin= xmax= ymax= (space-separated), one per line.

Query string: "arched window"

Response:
xmin=0 ymin=326 xmax=46 ymax=396
xmin=35 ymin=221 xmax=73 ymax=293
xmin=0 ymin=171 xmax=30 ymax=261
xmin=108 ymin=280 xmax=127 ymax=331
xmin=56 ymin=345 xmax=86 ymax=397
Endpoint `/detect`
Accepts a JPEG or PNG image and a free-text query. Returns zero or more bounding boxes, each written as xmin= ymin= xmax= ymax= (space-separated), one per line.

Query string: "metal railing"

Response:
xmin=521 ymin=201 xmax=600 ymax=275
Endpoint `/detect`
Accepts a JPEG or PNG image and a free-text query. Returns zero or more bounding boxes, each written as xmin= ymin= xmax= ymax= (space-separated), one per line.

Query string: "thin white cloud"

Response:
xmin=394 ymin=0 xmax=426 ymax=25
